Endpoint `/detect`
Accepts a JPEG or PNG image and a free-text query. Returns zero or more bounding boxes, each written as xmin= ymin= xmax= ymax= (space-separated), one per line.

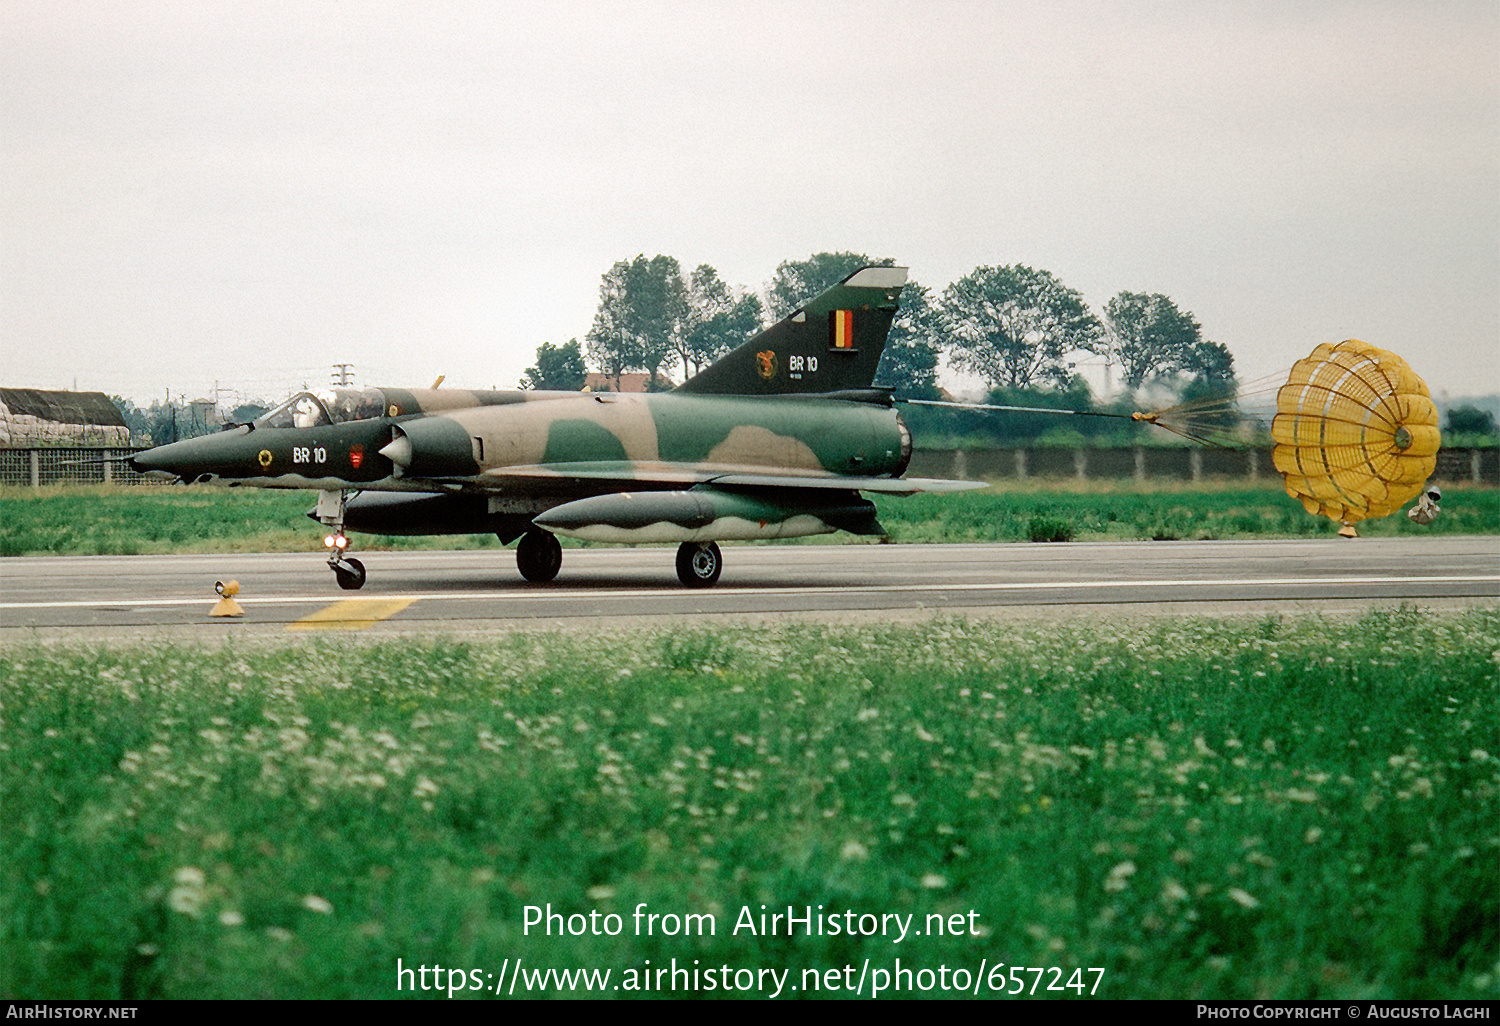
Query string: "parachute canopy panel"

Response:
xmin=1270 ymin=339 xmax=1440 ymax=528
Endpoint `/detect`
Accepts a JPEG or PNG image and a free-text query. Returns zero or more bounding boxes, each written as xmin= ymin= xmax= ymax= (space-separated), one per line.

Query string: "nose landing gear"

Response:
xmin=317 ymin=489 xmax=367 ymax=590
xmin=328 ymin=540 xmax=366 ymax=591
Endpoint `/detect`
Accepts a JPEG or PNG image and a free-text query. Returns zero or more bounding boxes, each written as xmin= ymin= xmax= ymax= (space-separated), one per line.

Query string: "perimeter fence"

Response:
xmin=0 ymin=448 xmax=160 ymax=488
xmin=905 ymin=445 xmax=1498 ymax=485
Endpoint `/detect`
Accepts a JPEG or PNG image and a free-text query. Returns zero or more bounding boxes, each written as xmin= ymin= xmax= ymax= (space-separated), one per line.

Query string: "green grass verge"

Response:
xmin=2 ymin=482 xmax=1497 ymax=556
xmin=3 ymin=610 xmax=1496 ymax=999
xmin=876 ymin=483 xmax=1500 ymax=544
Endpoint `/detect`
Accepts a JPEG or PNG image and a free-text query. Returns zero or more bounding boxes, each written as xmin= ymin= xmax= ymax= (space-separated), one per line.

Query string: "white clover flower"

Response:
xmin=167 ymin=887 xmax=203 ymax=917
xmin=840 ymin=840 xmax=869 ymax=862
xmin=1227 ymin=888 xmax=1260 ymax=910
xmin=302 ymin=895 xmax=334 ymax=915
xmin=1104 ymin=861 xmax=1137 ymax=893
xmin=920 ymin=874 xmax=947 ymax=889
xmin=173 ymin=866 xmax=206 ymax=887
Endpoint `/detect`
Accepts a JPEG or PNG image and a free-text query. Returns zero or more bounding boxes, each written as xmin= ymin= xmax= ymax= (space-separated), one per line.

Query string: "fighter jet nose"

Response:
xmin=129 ymin=444 xmax=182 ymax=479
xmin=130 ymin=438 xmax=214 ymax=481
xmin=129 ymin=424 xmax=269 ymax=483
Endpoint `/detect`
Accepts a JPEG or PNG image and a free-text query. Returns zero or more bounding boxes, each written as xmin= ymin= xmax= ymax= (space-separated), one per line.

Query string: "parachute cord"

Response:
xmin=900 ymin=398 xmax=1251 ymax=449
xmin=902 ymin=399 xmax=1139 ymax=420
xmin=901 ymin=367 xmax=1301 ymax=452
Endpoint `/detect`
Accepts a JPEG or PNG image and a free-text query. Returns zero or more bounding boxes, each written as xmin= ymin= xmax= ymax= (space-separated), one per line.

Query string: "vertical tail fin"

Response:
xmin=675 ymin=266 xmax=908 ymax=396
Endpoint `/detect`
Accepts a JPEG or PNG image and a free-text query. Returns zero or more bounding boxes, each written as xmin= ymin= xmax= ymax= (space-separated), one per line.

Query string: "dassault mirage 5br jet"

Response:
xmin=131 ymin=266 xmax=982 ymax=589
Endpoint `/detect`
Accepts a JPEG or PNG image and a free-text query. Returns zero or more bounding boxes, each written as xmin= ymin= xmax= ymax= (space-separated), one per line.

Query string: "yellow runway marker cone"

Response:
xmin=211 ymin=579 xmax=245 ymax=618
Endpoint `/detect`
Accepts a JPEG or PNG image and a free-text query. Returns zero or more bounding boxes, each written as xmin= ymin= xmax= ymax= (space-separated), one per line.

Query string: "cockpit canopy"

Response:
xmin=255 ymin=389 xmax=388 ymax=429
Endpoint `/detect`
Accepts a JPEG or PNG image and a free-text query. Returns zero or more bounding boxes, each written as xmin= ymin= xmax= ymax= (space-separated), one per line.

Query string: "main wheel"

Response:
xmin=675 ymin=541 xmax=722 ymax=588
xmin=516 ymin=529 xmax=562 ymax=583
xmin=333 ymin=557 xmax=366 ymax=591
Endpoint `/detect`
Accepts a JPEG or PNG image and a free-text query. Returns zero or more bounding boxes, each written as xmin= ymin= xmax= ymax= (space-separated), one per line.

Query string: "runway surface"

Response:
xmin=2 ymin=536 xmax=1496 ymax=641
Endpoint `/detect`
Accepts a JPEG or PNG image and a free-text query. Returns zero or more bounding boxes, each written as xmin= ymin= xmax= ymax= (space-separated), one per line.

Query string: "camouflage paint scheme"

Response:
xmin=137 ymin=390 xmax=911 ymax=490
xmin=131 ymin=267 xmax=982 ymax=587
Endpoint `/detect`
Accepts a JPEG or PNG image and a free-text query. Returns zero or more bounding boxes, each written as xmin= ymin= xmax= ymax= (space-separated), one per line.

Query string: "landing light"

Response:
xmin=324 ymin=534 xmax=349 ymax=550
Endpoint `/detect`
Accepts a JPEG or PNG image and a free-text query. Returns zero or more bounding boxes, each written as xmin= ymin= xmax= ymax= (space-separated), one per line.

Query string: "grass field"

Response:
xmin=3 ymin=610 xmax=1496 ymax=999
xmin=2 ymin=481 xmax=1497 ymax=556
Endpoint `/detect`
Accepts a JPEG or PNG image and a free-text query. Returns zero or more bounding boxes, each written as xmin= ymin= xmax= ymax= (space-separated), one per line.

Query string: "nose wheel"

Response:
xmin=331 ymin=554 xmax=366 ymax=590
xmin=326 ymin=529 xmax=366 ymax=590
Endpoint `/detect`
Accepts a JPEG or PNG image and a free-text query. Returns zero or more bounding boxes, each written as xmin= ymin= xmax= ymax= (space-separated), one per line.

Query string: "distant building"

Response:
xmin=582 ymin=372 xmax=677 ymax=393
xmin=0 ymin=388 xmax=130 ymax=445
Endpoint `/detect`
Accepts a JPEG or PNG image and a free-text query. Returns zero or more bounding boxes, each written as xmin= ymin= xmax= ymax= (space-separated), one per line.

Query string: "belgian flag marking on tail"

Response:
xmin=829 ymin=309 xmax=855 ymax=351
xmin=675 ymin=266 xmax=903 ymax=395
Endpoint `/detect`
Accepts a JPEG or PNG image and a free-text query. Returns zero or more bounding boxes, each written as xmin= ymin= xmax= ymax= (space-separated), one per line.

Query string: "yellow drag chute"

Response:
xmin=1271 ymin=339 xmax=1440 ymax=536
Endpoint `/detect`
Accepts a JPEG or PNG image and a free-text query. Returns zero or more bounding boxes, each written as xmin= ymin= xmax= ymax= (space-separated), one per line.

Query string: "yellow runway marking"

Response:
xmin=288 ymin=597 xmax=416 ymax=632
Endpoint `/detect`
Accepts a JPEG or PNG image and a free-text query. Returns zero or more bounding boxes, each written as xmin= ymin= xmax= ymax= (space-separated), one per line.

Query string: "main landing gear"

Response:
xmin=516 ymin=529 xmax=563 ymax=583
xmin=675 ymin=541 xmax=722 ymax=588
xmin=511 ymin=532 xmax=724 ymax=588
xmin=316 ymin=489 xmax=366 ymax=590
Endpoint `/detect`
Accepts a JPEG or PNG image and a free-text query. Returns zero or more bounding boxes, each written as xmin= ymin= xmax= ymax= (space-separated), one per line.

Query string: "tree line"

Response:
xmin=518 ymin=251 xmax=1241 ymax=443
xmin=523 ymin=251 xmax=1232 ymax=399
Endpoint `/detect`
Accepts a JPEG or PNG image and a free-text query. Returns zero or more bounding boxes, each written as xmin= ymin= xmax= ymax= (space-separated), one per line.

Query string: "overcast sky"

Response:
xmin=3 ymin=0 xmax=1496 ymax=409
